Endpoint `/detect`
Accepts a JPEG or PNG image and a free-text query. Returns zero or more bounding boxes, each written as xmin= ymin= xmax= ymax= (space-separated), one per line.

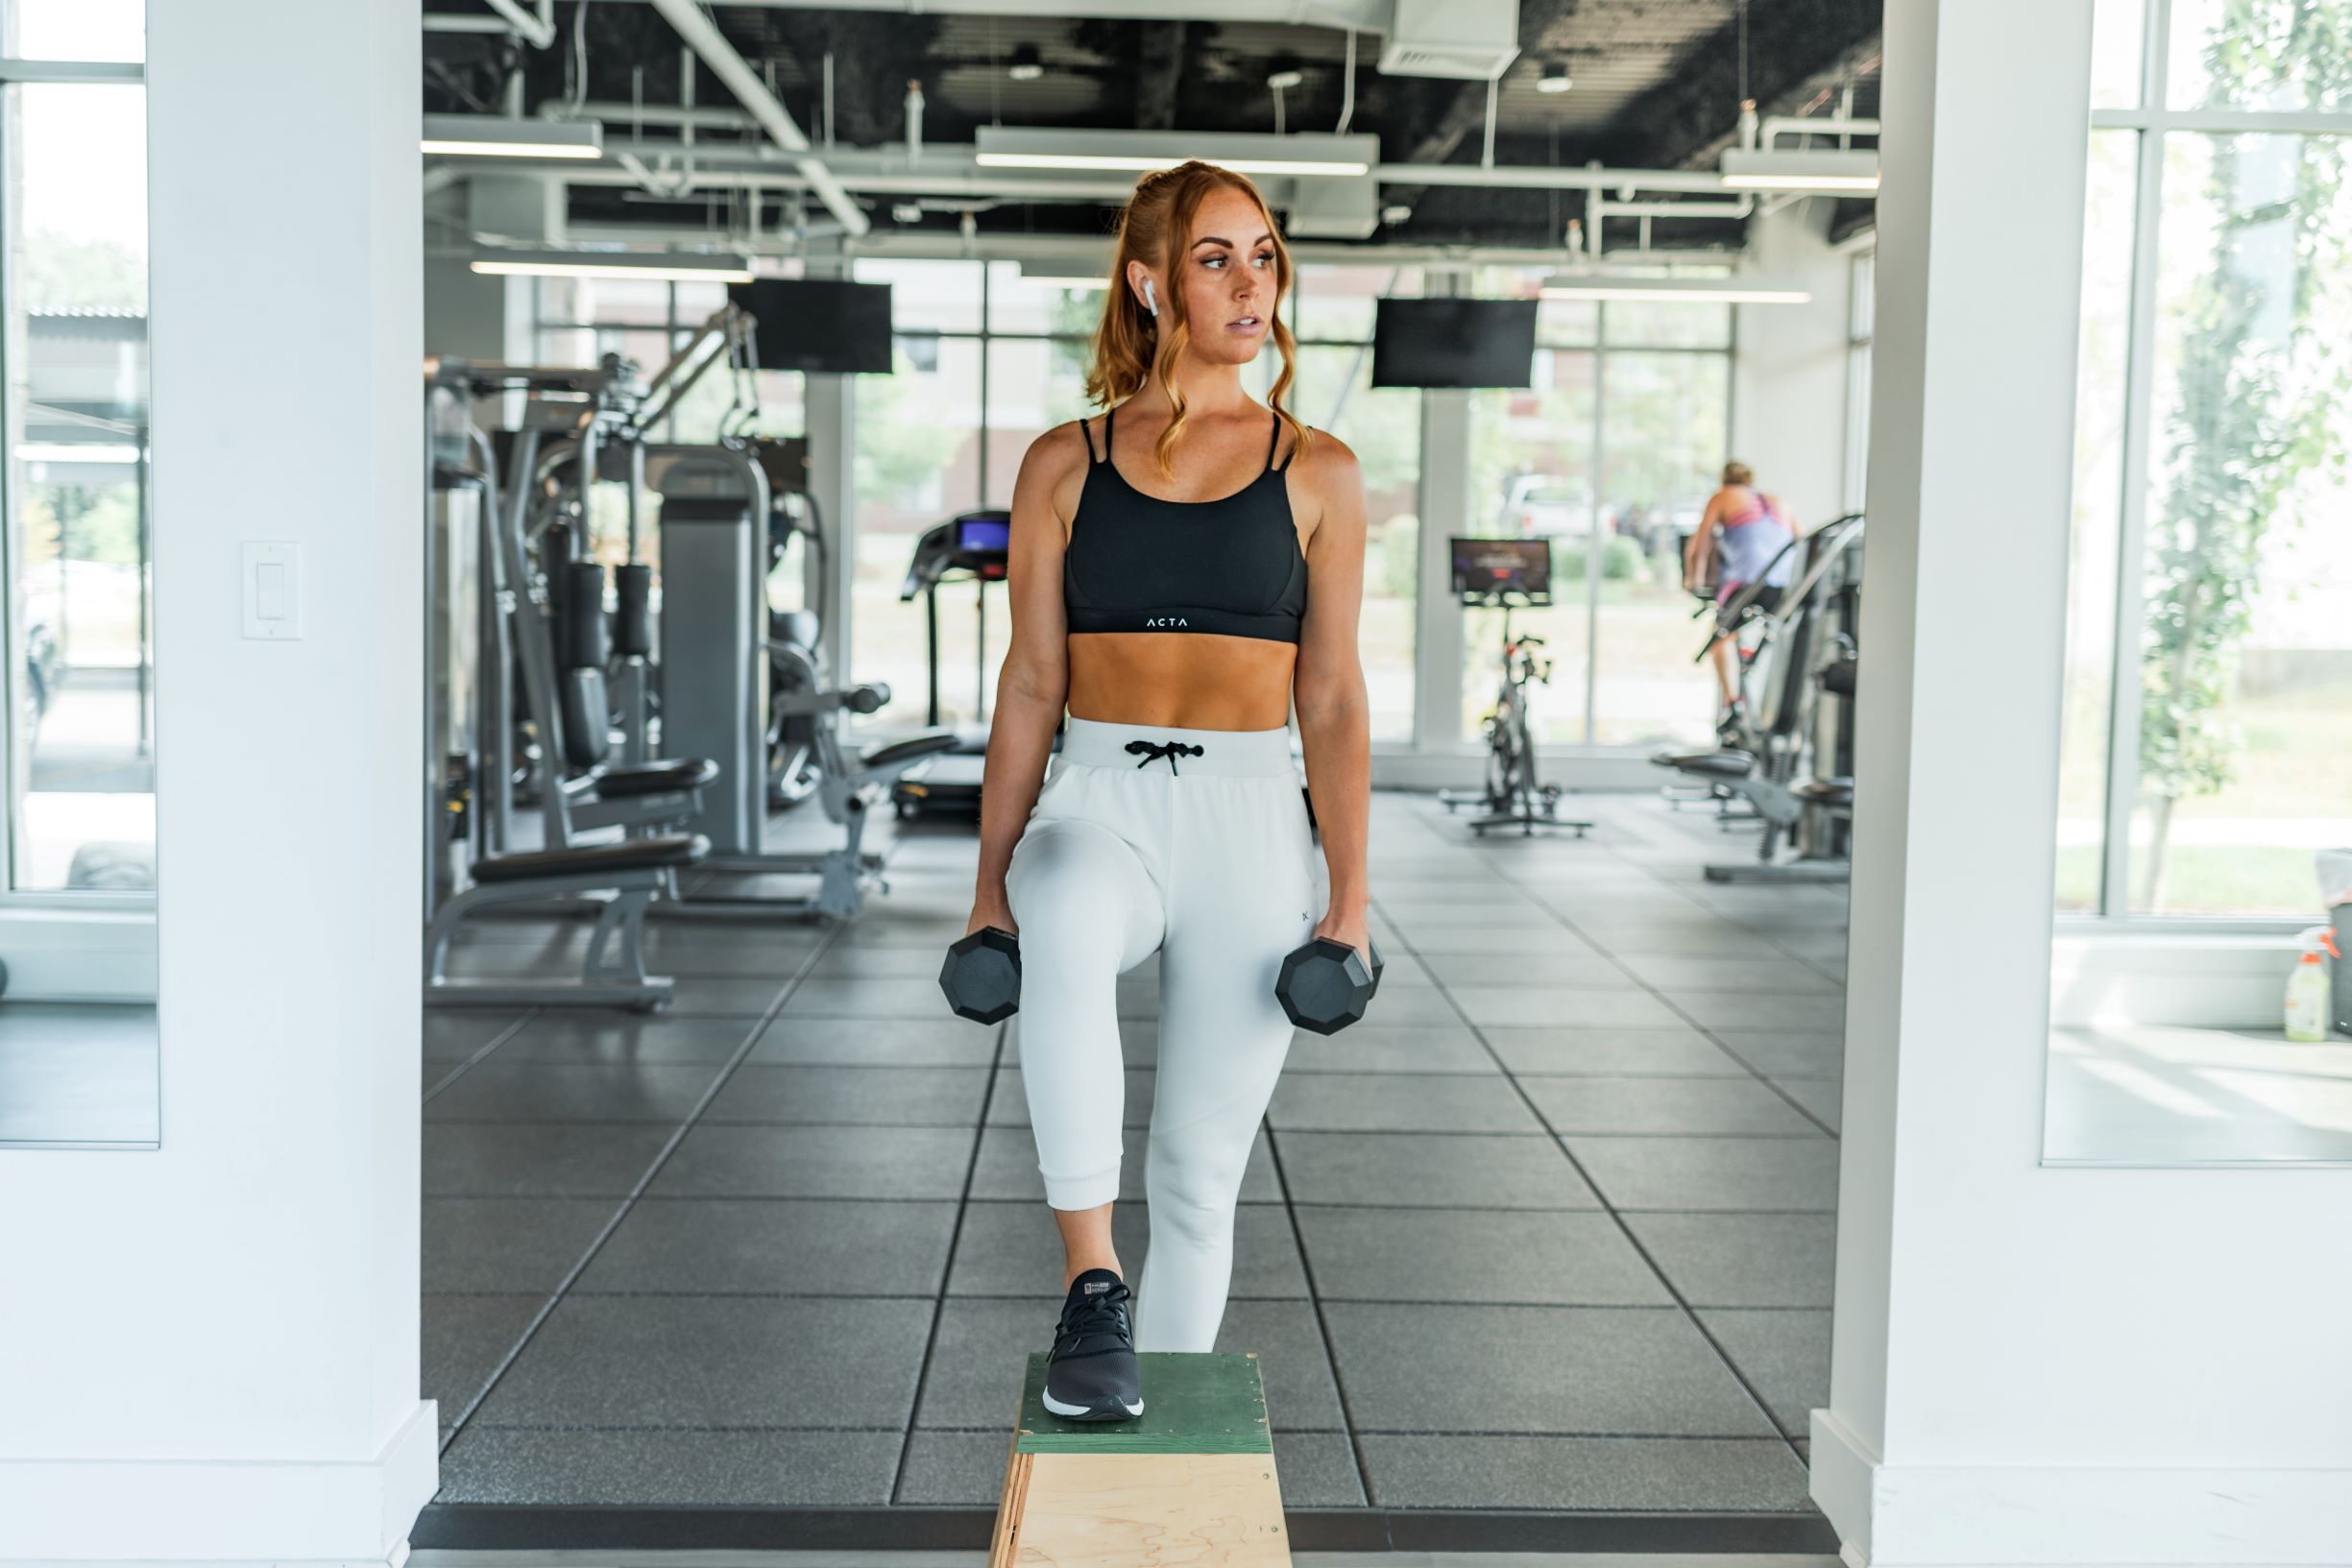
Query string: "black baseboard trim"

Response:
xmin=412 ymin=1504 xmax=1840 ymax=1554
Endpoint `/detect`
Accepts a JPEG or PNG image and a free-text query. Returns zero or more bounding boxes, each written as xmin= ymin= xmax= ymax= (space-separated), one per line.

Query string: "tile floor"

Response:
xmin=417 ymin=789 xmax=1847 ymax=1545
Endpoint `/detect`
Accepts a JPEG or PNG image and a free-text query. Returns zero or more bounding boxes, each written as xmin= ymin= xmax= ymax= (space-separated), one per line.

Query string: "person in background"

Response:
xmin=1684 ymin=461 xmax=1796 ymax=738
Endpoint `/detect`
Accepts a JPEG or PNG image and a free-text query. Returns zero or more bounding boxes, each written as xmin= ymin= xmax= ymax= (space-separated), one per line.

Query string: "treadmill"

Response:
xmin=890 ymin=509 xmax=1060 ymax=819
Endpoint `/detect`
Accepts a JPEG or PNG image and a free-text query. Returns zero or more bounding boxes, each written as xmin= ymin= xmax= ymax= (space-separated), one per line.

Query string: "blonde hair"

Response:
xmin=1722 ymin=461 xmax=1755 ymax=487
xmin=1082 ymin=159 xmax=1313 ymax=480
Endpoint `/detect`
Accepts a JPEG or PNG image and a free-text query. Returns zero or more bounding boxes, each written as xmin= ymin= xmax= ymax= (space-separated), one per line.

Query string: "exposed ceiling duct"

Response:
xmin=588 ymin=0 xmax=1518 ymax=81
xmin=422 ymin=1 xmax=1882 ymax=256
xmin=1377 ymin=0 xmax=1519 ymax=81
xmin=582 ymin=0 xmax=1393 ymax=27
xmin=642 ymin=0 xmax=870 ymax=235
xmin=480 ymin=0 xmax=554 ymax=47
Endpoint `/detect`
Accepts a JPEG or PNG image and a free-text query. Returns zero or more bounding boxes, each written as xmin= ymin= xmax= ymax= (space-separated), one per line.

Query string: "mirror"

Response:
xmin=2043 ymin=0 xmax=2352 ymax=1166
xmin=0 ymin=0 xmax=158 ymax=1149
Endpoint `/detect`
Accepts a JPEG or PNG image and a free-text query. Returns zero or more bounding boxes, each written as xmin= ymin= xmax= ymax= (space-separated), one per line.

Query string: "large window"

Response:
xmin=523 ymin=254 xmax=1778 ymax=761
xmin=2060 ymin=0 xmax=2352 ymax=921
xmin=2 ymin=1 xmax=152 ymax=893
xmin=1465 ymin=270 xmax=1733 ymax=747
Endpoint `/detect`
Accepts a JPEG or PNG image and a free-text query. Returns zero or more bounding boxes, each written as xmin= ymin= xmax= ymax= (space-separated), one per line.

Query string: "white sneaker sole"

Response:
xmin=1041 ymin=1387 xmax=1144 ymax=1418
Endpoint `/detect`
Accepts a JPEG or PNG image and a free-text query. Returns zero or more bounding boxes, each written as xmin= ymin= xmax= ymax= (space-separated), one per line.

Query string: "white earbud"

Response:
xmin=1144 ymin=278 xmax=1159 ymax=318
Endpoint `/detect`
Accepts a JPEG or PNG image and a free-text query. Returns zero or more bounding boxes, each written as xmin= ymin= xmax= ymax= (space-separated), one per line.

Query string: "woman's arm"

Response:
xmin=1291 ymin=431 xmax=1372 ymax=960
xmin=1684 ymin=492 xmax=1724 ymax=589
xmin=968 ymin=422 xmax=1081 ymax=932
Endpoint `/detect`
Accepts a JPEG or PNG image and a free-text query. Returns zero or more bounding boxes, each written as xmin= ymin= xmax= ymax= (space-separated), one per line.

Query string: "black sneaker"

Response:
xmin=1042 ymin=1266 xmax=1144 ymax=1421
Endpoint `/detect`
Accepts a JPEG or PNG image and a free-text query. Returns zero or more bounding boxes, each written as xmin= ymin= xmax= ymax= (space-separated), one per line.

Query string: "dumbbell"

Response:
xmin=941 ymin=926 xmax=1021 ymax=1024
xmin=1275 ymin=935 xmax=1384 ymax=1036
xmin=945 ymin=923 xmax=1383 ymax=1034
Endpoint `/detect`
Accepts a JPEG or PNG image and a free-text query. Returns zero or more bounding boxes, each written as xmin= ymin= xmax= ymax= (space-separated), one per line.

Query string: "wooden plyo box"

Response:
xmin=989 ymin=1350 xmax=1292 ymax=1567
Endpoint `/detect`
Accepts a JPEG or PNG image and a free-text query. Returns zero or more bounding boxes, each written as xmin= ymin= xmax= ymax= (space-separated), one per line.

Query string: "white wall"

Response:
xmin=1731 ymin=197 xmax=1856 ymax=531
xmin=0 ymin=0 xmax=435 ymax=1561
xmin=1816 ymin=1 xmax=2352 ymax=1562
xmin=424 ymin=255 xmax=507 ymax=362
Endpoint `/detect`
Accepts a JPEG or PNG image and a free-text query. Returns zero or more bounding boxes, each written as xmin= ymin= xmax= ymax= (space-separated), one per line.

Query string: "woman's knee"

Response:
xmin=1144 ymin=1129 xmax=1253 ymax=1242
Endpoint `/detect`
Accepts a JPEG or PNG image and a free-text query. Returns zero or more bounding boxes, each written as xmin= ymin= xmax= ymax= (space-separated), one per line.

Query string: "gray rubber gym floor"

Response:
xmin=417 ymin=788 xmax=1846 ymax=1551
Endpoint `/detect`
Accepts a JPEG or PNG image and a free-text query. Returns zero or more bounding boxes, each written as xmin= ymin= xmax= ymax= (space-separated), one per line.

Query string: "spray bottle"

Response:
xmin=2286 ymin=926 xmax=2338 ymax=1044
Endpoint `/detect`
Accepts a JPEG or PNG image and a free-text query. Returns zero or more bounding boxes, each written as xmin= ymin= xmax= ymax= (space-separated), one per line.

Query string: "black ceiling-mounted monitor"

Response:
xmin=728 ymin=278 xmax=894 ymax=374
xmin=1371 ymin=298 xmax=1539 ymax=389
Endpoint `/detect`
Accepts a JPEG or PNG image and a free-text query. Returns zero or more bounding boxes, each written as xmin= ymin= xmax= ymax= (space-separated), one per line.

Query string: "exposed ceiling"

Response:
xmin=423 ymin=0 xmax=1880 ymax=253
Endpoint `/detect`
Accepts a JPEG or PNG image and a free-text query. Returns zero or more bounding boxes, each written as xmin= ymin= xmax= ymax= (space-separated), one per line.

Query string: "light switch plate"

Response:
xmin=242 ymin=542 xmax=302 ymax=639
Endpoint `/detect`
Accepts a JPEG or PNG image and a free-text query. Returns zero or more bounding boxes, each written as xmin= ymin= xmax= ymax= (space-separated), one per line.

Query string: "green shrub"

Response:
xmin=1553 ymin=535 xmax=1645 ymax=582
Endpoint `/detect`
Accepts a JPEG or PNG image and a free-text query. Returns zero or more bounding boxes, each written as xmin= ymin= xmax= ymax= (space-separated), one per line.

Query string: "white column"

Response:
xmin=799 ymin=249 xmax=858 ymax=696
xmin=1818 ymin=1 xmax=2352 ymax=1563
xmin=1729 ymin=197 xmax=1854 ymax=528
xmin=0 ymin=1 xmax=434 ymax=1561
xmin=1411 ymin=387 xmax=1469 ymax=755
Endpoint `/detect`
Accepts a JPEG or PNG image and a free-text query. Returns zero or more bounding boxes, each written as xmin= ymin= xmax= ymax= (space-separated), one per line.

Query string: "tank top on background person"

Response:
xmin=1717 ymin=484 xmax=1794 ymax=588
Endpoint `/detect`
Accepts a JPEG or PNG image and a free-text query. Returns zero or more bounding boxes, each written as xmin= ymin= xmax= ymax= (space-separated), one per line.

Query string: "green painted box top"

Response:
xmin=1012 ymin=1351 xmax=1274 ymax=1455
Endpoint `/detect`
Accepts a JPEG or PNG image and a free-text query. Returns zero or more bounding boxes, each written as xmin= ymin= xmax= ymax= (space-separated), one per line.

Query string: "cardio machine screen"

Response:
xmin=1449 ymin=537 xmax=1553 ymax=604
xmin=954 ymin=514 xmax=1010 ymax=559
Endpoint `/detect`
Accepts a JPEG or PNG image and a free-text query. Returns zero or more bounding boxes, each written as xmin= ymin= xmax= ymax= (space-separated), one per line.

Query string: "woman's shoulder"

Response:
xmin=1017 ymin=417 xmax=1097 ymax=484
xmin=1285 ymin=421 xmax=1359 ymax=481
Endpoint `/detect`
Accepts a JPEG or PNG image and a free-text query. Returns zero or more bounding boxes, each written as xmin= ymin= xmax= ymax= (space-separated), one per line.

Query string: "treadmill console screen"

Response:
xmin=955 ymin=514 xmax=1010 ymax=559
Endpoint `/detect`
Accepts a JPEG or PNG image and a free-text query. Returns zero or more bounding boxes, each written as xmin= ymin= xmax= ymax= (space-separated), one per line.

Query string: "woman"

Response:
xmin=1684 ymin=461 xmax=1796 ymax=732
xmin=964 ymin=161 xmax=1371 ymax=1421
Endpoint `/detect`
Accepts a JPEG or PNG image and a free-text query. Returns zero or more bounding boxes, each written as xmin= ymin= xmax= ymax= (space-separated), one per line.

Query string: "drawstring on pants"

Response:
xmin=1126 ymin=737 xmax=1206 ymax=776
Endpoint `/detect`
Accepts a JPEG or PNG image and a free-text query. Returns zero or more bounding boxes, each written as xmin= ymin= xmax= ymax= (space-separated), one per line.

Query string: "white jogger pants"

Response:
xmin=1004 ymin=716 xmax=1321 ymax=1353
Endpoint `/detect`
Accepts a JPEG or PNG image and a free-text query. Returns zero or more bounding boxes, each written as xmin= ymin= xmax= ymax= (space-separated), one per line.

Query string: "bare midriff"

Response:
xmin=1066 ymin=632 xmax=1297 ymax=731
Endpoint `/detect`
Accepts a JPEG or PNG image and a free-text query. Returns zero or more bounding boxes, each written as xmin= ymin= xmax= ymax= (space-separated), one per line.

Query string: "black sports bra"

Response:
xmin=1062 ymin=403 xmax=1309 ymax=644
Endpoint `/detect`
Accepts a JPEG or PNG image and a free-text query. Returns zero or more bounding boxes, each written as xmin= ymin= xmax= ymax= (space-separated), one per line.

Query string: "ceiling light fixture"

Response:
xmin=1018 ymin=258 xmax=1111 ymax=289
xmin=1538 ymin=60 xmax=1572 ymax=94
xmin=471 ymin=249 xmax=757 ymax=283
xmin=1007 ymin=43 xmax=1044 ymax=83
xmin=976 ymin=126 xmax=1372 ymax=179
xmin=422 ymin=114 xmax=603 ymax=159
xmin=1718 ymin=147 xmax=1879 ymax=192
xmin=1540 ymin=275 xmax=1812 ymax=305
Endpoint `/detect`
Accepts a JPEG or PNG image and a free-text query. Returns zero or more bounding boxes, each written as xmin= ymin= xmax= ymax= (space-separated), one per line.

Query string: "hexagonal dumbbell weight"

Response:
xmin=940 ymin=926 xmax=1022 ymax=1024
xmin=1273 ymin=936 xmax=1384 ymax=1036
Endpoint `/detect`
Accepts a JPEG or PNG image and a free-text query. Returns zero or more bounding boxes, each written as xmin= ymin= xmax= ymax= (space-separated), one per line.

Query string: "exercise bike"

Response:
xmin=1438 ymin=537 xmax=1593 ymax=839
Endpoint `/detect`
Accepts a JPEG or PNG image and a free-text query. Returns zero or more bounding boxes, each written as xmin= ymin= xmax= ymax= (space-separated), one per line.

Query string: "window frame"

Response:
xmin=2065 ymin=0 xmax=2352 ymax=930
xmin=0 ymin=30 xmax=153 ymax=910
